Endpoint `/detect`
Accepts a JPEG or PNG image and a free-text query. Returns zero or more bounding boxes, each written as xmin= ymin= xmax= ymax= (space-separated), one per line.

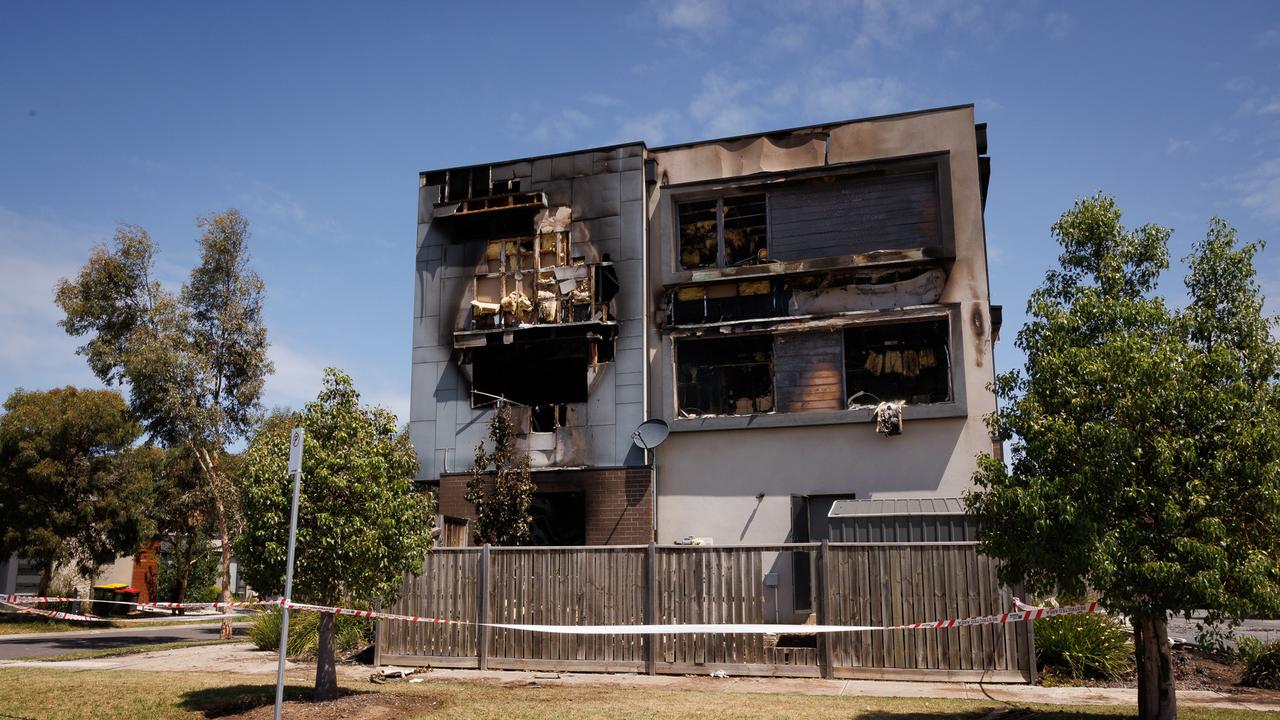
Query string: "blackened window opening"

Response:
xmin=843 ymin=319 xmax=951 ymax=406
xmin=529 ymin=404 xmax=568 ymax=433
xmin=677 ymin=193 xmax=769 ymax=271
xmin=676 ymin=335 xmax=774 ymax=416
xmin=678 ymin=200 xmax=717 ymax=269
xmin=722 ymin=194 xmax=768 ymax=266
xmin=470 ymin=341 xmax=589 ymax=407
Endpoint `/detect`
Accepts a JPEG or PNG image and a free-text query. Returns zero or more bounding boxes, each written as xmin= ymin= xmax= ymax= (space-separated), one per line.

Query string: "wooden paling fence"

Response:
xmin=377 ymin=542 xmax=1034 ymax=682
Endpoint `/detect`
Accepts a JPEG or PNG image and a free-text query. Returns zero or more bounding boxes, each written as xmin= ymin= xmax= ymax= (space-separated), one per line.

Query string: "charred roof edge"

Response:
xmin=419 ymin=141 xmax=647 ymax=176
xmin=647 ymin=103 xmax=976 ymax=152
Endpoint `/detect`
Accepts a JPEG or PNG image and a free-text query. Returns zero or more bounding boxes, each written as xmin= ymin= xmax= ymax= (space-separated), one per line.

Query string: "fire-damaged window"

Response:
xmin=676 ymin=335 xmax=774 ymax=416
xmin=470 ymin=340 xmax=590 ymax=407
xmin=843 ymin=319 xmax=951 ymax=407
xmin=677 ymin=193 xmax=769 ymax=270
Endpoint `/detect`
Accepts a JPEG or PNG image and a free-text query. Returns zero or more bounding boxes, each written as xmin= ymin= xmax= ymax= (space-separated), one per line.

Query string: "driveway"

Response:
xmin=0 ymin=622 xmax=247 ymax=659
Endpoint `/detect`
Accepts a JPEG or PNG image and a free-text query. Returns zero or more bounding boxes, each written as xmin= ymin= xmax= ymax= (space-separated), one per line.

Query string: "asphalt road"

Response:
xmin=0 ymin=622 xmax=247 ymax=659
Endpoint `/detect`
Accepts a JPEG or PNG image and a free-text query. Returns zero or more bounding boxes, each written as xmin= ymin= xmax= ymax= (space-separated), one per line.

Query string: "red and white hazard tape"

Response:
xmin=3 ymin=592 xmax=1100 ymax=634
xmin=1 ymin=594 xmax=273 ymax=615
xmin=0 ymin=600 xmax=104 ymax=622
xmin=274 ymin=597 xmax=1100 ymax=635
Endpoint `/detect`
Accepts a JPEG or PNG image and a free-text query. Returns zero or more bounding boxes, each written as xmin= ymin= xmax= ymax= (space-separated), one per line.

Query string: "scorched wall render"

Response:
xmin=409 ymin=144 xmax=649 ymax=484
xmin=643 ymin=106 xmax=998 ymax=617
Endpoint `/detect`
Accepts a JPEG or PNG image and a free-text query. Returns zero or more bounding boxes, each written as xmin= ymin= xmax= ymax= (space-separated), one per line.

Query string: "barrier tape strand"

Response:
xmin=2 ymin=593 xmax=1100 ymax=635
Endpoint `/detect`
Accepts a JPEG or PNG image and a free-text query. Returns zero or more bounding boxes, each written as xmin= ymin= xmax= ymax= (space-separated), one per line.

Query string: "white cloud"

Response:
xmin=582 ymin=93 xmax=623 ymax=108
xmin=848 ymin=0 xmax=989 ymax=51
xmin=805 ymin=77 xmax=908 ymax=119
xmin=686 ymin=68 xmax=910 ymax=139
xmin=1165 ymin=138 xmax=1196 ymax=156
xmin=1239 ymin=94 xmax=1280 ymax=116
xmin=263 ymin=341 xmax=410 ymax=423
xmin=769 ymin=23 xmax=809 ymax=51
xmin=233 ymin=177 xmax=342 ymax=240
xmin=0 ymin=208 xmax=109 ymax=392
xmin=1044 ymin=11 xmax=1072 ymax=40
xmin=1232 ymin=157 xmax=1280 ymax=220
xmin=1224 ymin=77 xmax=1254 ymax=93
xmin=261 ymin=341 xmax=330 ymax=411
xmin=690 ymin=71 xmax=765 ymax=137
xmin=977 ymin=97 xmax=1005 ymax=113
xmin=510 ymin=108 xmax=595 ymax=146
xmin=618 ymin=109 xmax=683 ymax=145
xmin=657 ymin=0 xmax=726 ymax=33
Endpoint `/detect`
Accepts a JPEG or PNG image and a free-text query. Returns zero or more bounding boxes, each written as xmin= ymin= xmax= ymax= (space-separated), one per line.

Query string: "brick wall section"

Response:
xmin=130 ymin=540 xmax=161 ymax=603
xmin=438 ymin=467 xmax=653 ymax=545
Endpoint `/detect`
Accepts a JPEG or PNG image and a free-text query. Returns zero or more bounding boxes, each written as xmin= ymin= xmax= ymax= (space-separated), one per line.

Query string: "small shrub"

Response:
xmin=248 ymin=607 xmax=371 ymax=658
xmin=1241 ymin=640 xmax=1280 ymax=690
xmin=1194 ymin=617 xmax=1240 ymax=657
xmin=185 ymin=584 xmax=221 ymax=604
xmin=1236 ymin=635 xmax=1265 ymax=664
xmin=1035 ymin=612 xmax=1133 ymax=680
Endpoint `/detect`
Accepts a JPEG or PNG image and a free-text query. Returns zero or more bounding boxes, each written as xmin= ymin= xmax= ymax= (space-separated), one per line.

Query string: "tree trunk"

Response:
xmin=314 ymin=612 xmax=339 ymax=700
xmin=194 ymin=446 xmax=235 ymax=640
xmin=1133 ymin=615 xmax=1177 ymax=720
xmin=175 ymin=538 xmax=192 ymax=616
xmin=215 ymin=499 xmax=233 ymax=639
xmin=36 ymin=557 xmax=54 ymax=597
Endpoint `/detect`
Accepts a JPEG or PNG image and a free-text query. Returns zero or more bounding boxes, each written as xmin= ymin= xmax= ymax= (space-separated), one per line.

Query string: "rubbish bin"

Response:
xmin=91 ymin=583 xmax=130 ymax=617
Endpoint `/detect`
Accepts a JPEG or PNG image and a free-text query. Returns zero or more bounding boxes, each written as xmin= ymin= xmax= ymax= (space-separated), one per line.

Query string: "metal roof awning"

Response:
xmin=826 ymin=497 xmax=974 ymax=543
xmin=828 ymin=497 xmax=967 ymax=518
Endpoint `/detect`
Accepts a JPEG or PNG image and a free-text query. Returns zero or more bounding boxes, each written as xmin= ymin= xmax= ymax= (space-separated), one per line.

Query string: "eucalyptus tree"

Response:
xmin=57 ymin=210 xmax=271 ymax=637
xmin=967 ymin=196 xmax=1280 ymax=720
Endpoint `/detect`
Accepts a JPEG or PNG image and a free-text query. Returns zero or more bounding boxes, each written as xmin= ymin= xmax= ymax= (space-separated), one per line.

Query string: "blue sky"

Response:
xmin=2 ymin=1 xmax=1278 ymax=423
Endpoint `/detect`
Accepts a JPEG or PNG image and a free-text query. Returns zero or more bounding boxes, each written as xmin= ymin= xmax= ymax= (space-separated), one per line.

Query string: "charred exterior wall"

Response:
xmin=409 ymin=144 xmax=648 ymax=483
xmin=438 ymin=468 xmax=654 ymax=546
xmin=645 ymin=105 xmax=997 ymax=618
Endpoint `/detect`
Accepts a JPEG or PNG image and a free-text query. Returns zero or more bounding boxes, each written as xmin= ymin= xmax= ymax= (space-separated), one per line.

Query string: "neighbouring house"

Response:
xmin=410 ymin=104 xmax=999 ymax=619
xmin=0 ymin=546 xmax=160 ymax=604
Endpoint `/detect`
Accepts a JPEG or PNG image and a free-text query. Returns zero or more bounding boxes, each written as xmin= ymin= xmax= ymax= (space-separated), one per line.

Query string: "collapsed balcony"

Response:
xmin=666 ymin=266 xmax=946 ymax=327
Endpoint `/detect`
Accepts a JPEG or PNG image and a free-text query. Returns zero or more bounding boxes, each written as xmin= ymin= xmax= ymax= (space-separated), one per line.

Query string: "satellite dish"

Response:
xmin=631 ymin=419 xmax=670 ymax=450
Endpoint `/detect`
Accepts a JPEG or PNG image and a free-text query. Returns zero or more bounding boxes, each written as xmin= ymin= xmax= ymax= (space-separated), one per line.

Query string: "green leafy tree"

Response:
xmin=147 ymin=447 xmax=222 ymax=610
xmin=56 ymin=211 xmax=272 ymax=637
xmin=465 ymin=402 xmax=534 ymax=545
xmin=0 ymin=387 xmax=153 ymax=595
xmin=966 ymin=195 xmax=1280 ymax=720
xmin=237 ymin=368 xmax=434 ymax=699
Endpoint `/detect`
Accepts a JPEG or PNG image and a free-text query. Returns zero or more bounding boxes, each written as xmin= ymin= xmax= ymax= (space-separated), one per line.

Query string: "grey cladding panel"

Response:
xmin=769 ymin=172 xmax=941 ymax=260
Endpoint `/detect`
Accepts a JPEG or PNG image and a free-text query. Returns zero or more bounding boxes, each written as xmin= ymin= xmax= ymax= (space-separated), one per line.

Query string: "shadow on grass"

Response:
xmin=178 ymin=684 xmax=366 ymax=718
xmin=856 ymin=710 xmax=1134 ymax=720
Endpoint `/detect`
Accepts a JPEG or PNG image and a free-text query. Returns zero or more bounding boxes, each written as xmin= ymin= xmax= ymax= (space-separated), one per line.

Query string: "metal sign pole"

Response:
xmin=274 ymin=428 xmax=305 ymax=720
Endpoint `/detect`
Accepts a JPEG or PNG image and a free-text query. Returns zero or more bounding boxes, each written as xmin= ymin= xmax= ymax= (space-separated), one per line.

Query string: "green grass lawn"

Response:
xmin=0 ymin=668 xmax=1268 ymax=720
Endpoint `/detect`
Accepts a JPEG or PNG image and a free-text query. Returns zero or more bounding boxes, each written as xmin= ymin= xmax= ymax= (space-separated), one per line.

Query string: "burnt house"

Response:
xmin=411 ymin=104 xmax=999 ymax=616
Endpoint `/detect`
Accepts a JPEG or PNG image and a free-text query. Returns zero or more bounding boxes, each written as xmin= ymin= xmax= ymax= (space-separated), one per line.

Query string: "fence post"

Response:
xmin=477 ymin=543 xmax=490 ymax=671
xmin=1021 ymin=583 xmax=1038 ymax=682
xmin=815 ymin=539 xmax=833 ymax=679
xmin=645 ymin=541 xmax=657 ymax=675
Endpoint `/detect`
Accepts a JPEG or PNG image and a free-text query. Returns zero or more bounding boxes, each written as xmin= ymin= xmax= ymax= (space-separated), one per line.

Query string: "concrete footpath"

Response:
xmin=1 ymin=642 xmax=1277 ymax=714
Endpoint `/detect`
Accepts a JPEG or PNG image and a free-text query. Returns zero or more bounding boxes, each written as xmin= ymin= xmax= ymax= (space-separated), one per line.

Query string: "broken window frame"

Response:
xmin=842 ymin=317 xmax=953 ymax=408
xmin=676 ymin=192 xmax=769 ymax=271
xmin=674 ymin=334 xmax=775 ymax=418
xmin=668 ymin=311 xmax=956 ymax=423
